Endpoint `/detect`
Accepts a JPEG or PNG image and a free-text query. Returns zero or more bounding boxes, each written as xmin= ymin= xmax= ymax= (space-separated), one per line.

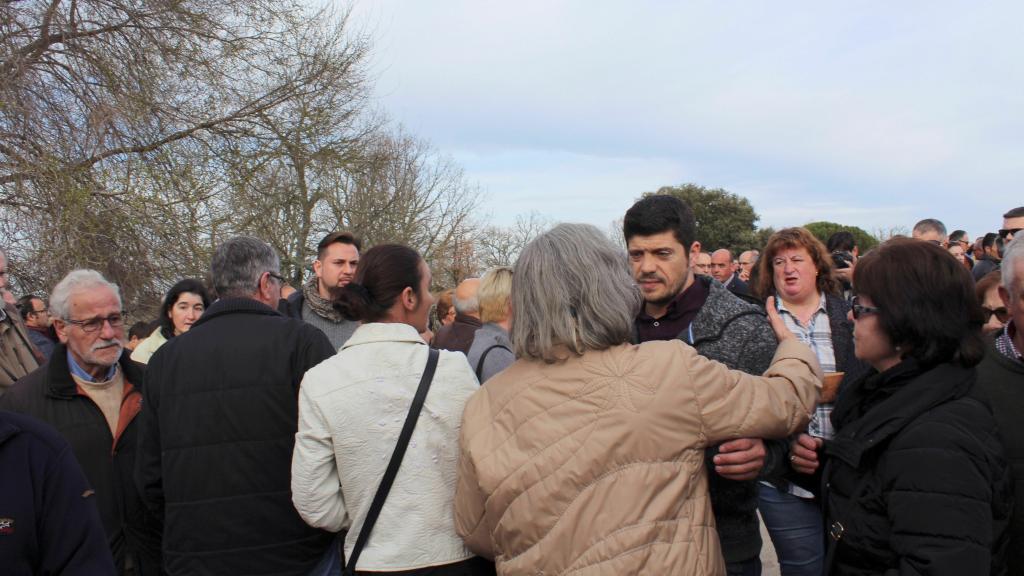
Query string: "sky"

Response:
xmin=346 ymin=1 xmax=1022 ymax=240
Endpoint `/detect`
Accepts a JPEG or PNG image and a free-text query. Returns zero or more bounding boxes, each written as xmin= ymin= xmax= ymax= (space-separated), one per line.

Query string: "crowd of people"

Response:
xmin=0 ymin=199 xmax=1021 ymax=576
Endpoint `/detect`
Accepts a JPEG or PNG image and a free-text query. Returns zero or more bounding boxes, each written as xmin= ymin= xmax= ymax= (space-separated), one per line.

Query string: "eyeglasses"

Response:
xmin=999 ymin=228 xmax=1022 ymax=239
xmin=851 ymin=296 xmax=881 ymax=320
xmin=64 ymin=312 xmax=126 ymax=333
xmin=266 ymin=271 xmax=286 ymax=284
xmin=982 ymin=306 xmax=1010 ymax=324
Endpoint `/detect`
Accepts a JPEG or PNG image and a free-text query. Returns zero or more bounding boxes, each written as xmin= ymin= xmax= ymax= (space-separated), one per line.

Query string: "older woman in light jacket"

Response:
xmin=454 ymin=223 xmax=822 ymax=575
xmin=292 ymin=244 xmax=494 ymax=575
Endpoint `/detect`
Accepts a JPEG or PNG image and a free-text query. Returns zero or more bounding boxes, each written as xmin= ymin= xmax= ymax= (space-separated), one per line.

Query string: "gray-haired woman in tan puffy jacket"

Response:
xmin=454 ymin=223 xmax=821 ymax=576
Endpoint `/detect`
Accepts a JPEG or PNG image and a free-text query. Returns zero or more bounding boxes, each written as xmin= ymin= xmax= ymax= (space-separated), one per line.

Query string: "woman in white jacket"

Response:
xmin=291 ymin=244 xmax=494 ymax=576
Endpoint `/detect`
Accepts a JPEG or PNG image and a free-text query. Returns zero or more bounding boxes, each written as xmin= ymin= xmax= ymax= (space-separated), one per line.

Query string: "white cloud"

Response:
xmin=348 ymin=0 xmax=1024 ymax=238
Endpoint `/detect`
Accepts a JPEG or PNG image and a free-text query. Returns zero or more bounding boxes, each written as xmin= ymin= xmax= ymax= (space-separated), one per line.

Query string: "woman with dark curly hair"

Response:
xmin=131 ymin=278 xmax=210 ymax=364
xmin=790 ymin=238 xmax=1012 ymax=575
xmin=751 ymin=227 xmax=869 ymax=576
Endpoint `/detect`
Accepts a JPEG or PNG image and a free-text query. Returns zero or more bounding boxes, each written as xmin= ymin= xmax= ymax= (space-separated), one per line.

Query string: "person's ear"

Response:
xmin=690 ymin=241 xmax=701 ymax=256
xmin=53 ymin=318 xmax=69 ymax=343
xmin=402 ymin=286 xmax=417 ymax=312
xmin=258 ymin=272 xmax=278 ymax=302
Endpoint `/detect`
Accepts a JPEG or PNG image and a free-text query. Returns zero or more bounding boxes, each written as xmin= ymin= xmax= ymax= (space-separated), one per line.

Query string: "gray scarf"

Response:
xmin=302 ymin=278 xmax=346 ymax=323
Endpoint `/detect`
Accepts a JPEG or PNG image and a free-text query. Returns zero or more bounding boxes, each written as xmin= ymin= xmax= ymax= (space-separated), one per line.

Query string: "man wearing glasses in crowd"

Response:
xmin=17 ymin=294 xmax=57 ymax=361
xmin=1002 ymin=207 xmax=1024 ymax=244
xmin=0 ymin=249 xmax=39 ymax=395
xmin=0 ymin=269 xmax=162 ymax=574
xmin=135 ymin=236 xmax=338 ymax=576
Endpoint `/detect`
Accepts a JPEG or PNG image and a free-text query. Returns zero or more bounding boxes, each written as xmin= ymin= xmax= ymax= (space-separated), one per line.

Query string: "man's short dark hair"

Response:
xmin=948 ymin=230 xmax=968 ymax=244
xmin=316 ymin=231 xmax=362 ymax=259
xmin=826 ymin=231 xmax=856 ymax=253
xmin=129 ymin=321 xmax=151 ymax=340
xmin=983 ymin=232 xmax=999 ymax=249
xmin=623 ymin=195 xmax=697 ymax=251
xmin=16 ymin=294 xmax=43 ymax=319
xmin=1003 ymin=206 xmax=1024 ymax=219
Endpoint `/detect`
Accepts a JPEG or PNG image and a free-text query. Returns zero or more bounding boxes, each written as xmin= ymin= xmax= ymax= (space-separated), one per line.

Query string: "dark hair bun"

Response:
xmin=331 ymin=245 xmax=424 ymax=324
xmin=334 ymin=282 xmax=380 ymax=322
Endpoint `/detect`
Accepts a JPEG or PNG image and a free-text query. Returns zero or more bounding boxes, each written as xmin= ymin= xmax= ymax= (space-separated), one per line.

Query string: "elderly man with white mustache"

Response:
xmin=0 ymin=269 xmax=162 ymax=575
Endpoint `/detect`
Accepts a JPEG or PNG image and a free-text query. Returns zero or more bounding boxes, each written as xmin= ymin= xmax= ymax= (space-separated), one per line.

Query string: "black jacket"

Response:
xmin=134 ymin=298 xmax=336 ymax=576
xmin=974 ymin=340 xmax=1024 ymax=575
xmin=824 ymin=359 xmax=1012 ymax=575
xmin=0 ymin=409 xmax=118 ymax=575
xmin=0 ymin=346 xmax=162 ymax=574
xmin=278 ymin=290 xmax=305 ymax=320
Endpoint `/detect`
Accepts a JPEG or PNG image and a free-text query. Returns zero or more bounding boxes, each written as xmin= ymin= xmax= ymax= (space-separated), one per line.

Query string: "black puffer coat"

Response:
xmin=134 ymin=298 xmax=336 ymax=576
xmin=823 ymin=359 xmax=1013 ymax=575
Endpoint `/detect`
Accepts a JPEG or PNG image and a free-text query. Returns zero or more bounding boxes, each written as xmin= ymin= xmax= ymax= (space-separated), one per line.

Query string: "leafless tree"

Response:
xmin=0 ymin=1 xmax=374 ymax=314
xmin=476 ymin=211 xmax=552 ymax=269
xmin=325 ymin=128 xmax=482 ymax=285
xmin=0 ymin=2 xmax=485 ymax=315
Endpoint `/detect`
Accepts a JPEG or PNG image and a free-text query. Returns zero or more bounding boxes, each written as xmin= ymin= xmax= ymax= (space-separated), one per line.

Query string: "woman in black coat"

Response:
xmin=790 ymin=238 xmax=1013 ymax=575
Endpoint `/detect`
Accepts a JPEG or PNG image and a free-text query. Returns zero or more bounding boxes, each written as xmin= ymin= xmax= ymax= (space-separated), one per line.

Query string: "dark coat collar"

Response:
xmin=453 ymin=312 xmax=482 ymax=328
xmin=193 ymin=297 xmax=281 ymax=329
xmin=827 ymin=360 xmax=973 ymax=468
xmin=43 ymin=343 xmax=146 ymax=399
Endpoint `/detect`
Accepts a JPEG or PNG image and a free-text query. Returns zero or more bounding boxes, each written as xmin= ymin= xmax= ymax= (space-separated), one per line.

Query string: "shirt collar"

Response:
xmin=66 ymin=350 xmax=118 ymax=383
xmin=776 ymin=291 xmax=827 ymax=315
xmin=999 ymin=320 xmax=1023 ymax=361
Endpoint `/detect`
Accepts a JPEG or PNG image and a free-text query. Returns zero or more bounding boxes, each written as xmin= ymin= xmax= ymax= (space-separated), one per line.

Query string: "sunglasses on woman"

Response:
xmin=982 ymin=306 xmax=1010 ymax=324
xmin=851 ymin=296 xmax=881 ymax=320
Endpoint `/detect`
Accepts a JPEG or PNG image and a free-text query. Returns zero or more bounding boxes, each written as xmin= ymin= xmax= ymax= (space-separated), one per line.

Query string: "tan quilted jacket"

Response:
xmin=454 ymin=338 xmax=821 ymax=575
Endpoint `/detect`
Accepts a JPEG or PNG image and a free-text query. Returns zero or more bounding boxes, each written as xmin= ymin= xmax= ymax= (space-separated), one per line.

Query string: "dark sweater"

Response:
xmin=0 ymin=410 xmax=118 ymax=575
xmin=974 ymin=341 xmax=1024 ymax=575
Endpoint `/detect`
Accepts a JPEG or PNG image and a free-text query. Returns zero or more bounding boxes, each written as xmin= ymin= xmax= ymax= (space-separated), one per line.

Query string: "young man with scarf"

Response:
xmin=282 ymin=231 xmax=361 ymax=350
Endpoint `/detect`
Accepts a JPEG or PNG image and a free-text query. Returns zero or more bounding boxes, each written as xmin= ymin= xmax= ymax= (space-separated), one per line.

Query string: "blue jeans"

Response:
xmin=307 ymin=539 xmax=342 ymax=576
xmin=758 ymin=483 xmax=824 ymax=576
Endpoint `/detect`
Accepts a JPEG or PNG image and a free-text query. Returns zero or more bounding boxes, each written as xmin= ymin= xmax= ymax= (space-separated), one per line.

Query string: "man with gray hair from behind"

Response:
xmin=134 ymin=236 xmax=338 ymax=576
xmin=0 ymin=268 xmax=162 ymax=574
xmin=432 ymin=276 xmax=482 ymax=354
xmin=911 ymin=218 xmax=948 ymax=245
xmin=973 ymin=233 xmax=1024 ymax=574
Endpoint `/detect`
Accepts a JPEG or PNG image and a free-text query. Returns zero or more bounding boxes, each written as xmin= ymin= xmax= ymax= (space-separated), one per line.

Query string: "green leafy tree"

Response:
xmin=803 ymin=222 xmax=879 ymax=252
xmin=643 ymin=183 xmax=761 ymax=252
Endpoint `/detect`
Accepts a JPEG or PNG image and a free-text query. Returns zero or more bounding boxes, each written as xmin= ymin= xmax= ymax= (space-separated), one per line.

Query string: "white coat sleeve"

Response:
xmin=291 ymin=377 xmax=349 ymax=532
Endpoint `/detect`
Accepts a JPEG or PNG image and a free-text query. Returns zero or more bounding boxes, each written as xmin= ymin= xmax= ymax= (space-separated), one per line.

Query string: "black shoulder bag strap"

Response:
xmin=474 ymin=344 xmax=511 ymax=382
xmin=343 ymin=347 xmax=440 ymax=575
